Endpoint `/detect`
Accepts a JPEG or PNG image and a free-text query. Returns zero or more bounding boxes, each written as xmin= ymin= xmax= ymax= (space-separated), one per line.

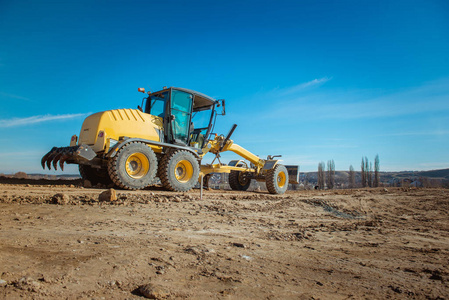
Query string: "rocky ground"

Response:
xmin=0 ymin=178 xmax=448 ymax=299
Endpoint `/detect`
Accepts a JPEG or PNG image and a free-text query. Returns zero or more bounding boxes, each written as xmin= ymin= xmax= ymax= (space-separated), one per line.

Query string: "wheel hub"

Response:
xmin=174 ymin=160 xmax=194 ymax=183
xmin=125 ymin=153 xmax=149 ymax=179
xmin=277 ymin=171 xmax=287 ymax=188
xmin=238 ymin=172 xmax=250 ymax=185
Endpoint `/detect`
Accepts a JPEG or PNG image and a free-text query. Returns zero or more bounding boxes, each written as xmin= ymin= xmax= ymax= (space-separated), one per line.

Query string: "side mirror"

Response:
xmin=217 ymin=99 xmax=225 ymax=115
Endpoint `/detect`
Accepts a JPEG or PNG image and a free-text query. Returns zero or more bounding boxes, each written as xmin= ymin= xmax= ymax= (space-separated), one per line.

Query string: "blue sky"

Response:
xmin=1 ymin=0 xmax=448 ymax=174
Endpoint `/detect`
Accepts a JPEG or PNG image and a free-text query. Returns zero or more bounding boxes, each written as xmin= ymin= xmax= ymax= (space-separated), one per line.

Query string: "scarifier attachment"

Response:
xmin=41 ymin=144 xmax=96 ymax=170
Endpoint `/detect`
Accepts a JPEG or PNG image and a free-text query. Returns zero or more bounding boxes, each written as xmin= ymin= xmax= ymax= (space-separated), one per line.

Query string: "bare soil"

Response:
xmin=0 ymin=179 xmax=448 ymax=299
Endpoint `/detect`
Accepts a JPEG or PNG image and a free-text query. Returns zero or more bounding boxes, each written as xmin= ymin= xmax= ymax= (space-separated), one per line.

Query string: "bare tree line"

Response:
xmin=317 ymin=155 xmax=380 ymax=190
xmin=313 ymin=154 xmax=447 ymax=189
xmin=316 ymin=159 xmax=335 ymax=190
xmin=360 ymin=155 xmax=380 ymax=188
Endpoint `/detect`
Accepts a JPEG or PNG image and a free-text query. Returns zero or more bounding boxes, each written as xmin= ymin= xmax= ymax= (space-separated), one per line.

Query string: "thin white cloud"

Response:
xmin=279 ymin=77 xmax=332 ymax=96
xmin=254 ymin=77 xmax=449 ymax=121
xmin=0 ymin=92 xmax=31 ymax=101
xmin=0 ymin=151 xmax=44 ymax=158
xmin=375 ymin=130 xmax=449 ymax=137
xmin=416 ymin=162 xmax=449 ymax=169
xmin=0 ymin=113 xmax=89 ymax=128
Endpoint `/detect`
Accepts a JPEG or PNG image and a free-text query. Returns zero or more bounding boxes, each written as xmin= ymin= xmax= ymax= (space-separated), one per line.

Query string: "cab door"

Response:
xmin=169 ymin=89 xmax=193 ymax=145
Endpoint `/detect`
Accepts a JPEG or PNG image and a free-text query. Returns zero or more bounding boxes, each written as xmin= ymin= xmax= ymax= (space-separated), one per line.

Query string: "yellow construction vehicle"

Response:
xmin=41 ymin=87 xmax=299 ymax=194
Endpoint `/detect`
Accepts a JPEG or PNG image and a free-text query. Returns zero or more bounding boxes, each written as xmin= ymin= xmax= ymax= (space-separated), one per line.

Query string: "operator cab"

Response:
xmin=143 ymin=87 xmax=224 ymax=150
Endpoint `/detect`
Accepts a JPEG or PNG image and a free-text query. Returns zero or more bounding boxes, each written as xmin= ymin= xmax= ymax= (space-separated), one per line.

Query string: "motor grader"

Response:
xmin=41 ymin=87 xmax=299 ymax=194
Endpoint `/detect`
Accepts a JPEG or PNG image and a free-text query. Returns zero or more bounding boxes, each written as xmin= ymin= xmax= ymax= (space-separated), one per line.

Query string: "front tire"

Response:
xmin=79 ymin=165 xmax=112 ymax=186
xmin=159 ymin=150 xmax=200 ymax=192
xmin=202 ymin=173 xmax=212 ymax=189
xmin=229 ymin=170 xmax=251 ymax=191
xmin=266 ymin=164 xmax=289 ymax=194
xmin=108 ymin=142 xmax=158 ymax=190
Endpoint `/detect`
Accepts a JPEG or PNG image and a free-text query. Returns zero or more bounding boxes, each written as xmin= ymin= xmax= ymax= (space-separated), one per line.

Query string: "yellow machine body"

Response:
xmin=41 ymin=87 xmax=297 ymax=194
xmin=78 ymin=109 xmax=163 ymax=153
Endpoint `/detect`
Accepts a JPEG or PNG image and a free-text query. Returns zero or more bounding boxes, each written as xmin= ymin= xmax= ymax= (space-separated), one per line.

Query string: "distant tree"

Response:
xmin=361 ymin=157 xmax=366 ymax=187
xmin=374 ymin=154 xmax=380 ymax=187
xmin=349 ymin=165 xmax=355 ymax=188
xmin=368 ymin=162 xmax=373 ymax=187
xmin=317 ymin=162 xmax=325 ymax=190
xmin=365 ymin=157 xmax=369 ymax=187
xmin=327 ymin=160 xmax=335 ymax=189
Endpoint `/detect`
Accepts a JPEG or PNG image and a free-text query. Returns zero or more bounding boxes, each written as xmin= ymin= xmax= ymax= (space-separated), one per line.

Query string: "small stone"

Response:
xmin=99 ymin=188 xmax=117 ymax=202
xmin=383 ymin=188 xmax=388 ymax=192
xmin=51 ymin=193 xmax=70 ymax=205
xmin=232 ymin=242 xmax=245 ymax=248
xmin=84 ymin=180 xmax=92 ymax=188
xmin=0 ymin=279 xmax=7 ymax=286
xmin=14 ymin=277 xmax=40 ymax=292
xmin=139 ymin=283 xmax=169 ymax=299
xmin=69 ymin=184 xmax=75 ymax=188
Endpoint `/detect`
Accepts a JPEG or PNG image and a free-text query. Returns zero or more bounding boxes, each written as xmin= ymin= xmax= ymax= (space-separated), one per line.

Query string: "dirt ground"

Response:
xmin=0 ymin=178 xmax=448 ymax=299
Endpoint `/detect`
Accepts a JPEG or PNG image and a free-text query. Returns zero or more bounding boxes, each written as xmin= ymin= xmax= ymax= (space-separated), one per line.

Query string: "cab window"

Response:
xmin=170 ymin=90 xmax=193 ymax=143
xmin=145 ymin=92 xmax=167 ymax=117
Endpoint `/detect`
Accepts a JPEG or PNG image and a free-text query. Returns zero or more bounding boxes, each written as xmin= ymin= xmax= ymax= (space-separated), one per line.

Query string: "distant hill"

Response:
xmin=416 ymin=169 xmax=449 ymax=179
xmin=299 ymin=168 xmax=449 ymax=188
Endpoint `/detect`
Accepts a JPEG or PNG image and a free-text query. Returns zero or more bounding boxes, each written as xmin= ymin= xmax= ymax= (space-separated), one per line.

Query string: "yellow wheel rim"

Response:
xmin=174 ymin=159 xmax=194 ymax=183
xmin=277 ymin=171 xmax=287 ymax=188
xmin=125 ymin=153 xmax=149 ymax=179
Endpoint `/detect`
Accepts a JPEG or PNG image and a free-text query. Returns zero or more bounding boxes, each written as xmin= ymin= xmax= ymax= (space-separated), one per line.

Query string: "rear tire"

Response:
xmin=229 ymin=170 xmax=251 ymax=191
xmin=266 ymin=164 xmax=288 ymax=194
xmin=108 ymin=142 xmax=157 ymax=190
xmin=159 ymin=150 xmax=200 ymax=192
xmin=79 ymin=165 xmax=112 ymax=186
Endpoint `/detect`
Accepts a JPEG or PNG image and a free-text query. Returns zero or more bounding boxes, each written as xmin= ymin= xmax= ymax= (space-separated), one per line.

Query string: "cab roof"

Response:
xmin=152 ymin=87 xmax=218 ymax=111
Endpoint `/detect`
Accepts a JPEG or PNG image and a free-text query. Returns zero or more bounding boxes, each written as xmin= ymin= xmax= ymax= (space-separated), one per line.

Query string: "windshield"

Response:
xmin=190 ymin=108 xmax=214 ymax=148
xmin=145 ymin=91 xmax=168 ymax=117
xmin=192 ymin=109 xmax=212 ymax=129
